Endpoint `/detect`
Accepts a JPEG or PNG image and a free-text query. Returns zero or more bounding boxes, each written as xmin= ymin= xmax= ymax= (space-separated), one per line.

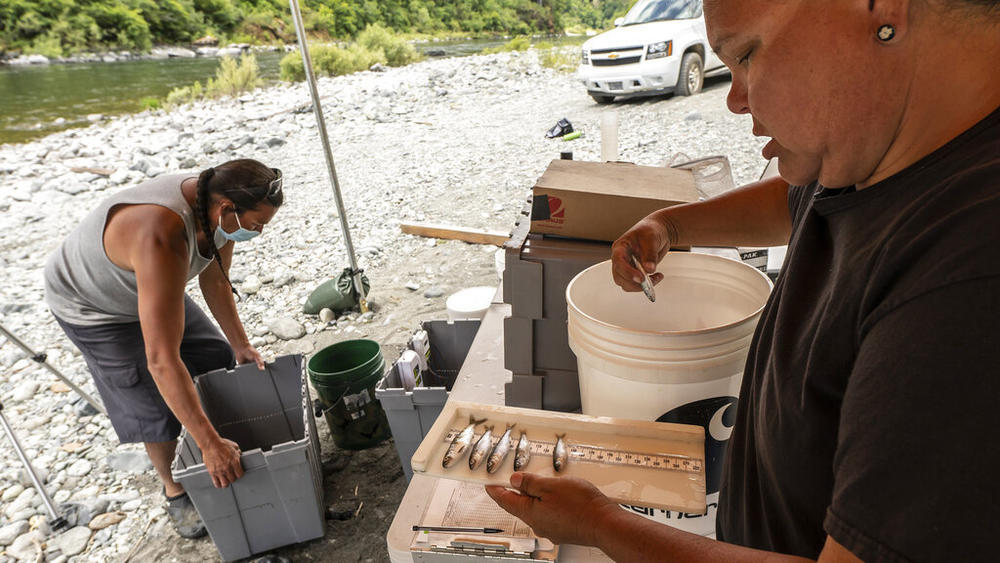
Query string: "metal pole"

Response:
xmin=0 ymin=402 xmax=67 ymax=529
xmin=0 ymin=323 xmax=106 ymax=416
xmin=288 ymin=0 xmax=369 ymax=313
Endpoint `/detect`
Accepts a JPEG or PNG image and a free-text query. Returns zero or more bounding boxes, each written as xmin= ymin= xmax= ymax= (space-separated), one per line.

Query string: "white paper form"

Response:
xmin=413 ymin=479 xmax=547 ymax=555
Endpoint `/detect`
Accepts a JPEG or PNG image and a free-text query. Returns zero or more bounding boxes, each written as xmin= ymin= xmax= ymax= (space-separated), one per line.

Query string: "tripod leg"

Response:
xmin=0 ymin=323 xmax=107 ymax=416
xmin=0 ymin=404 xmax=67 ymax=530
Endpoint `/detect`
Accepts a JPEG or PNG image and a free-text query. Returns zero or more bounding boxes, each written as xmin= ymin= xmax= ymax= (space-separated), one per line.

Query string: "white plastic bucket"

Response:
xmin=446 ymin=286 xmax=495 ymax=321
xmin=566 ymin=252 xmax=772 ymax=536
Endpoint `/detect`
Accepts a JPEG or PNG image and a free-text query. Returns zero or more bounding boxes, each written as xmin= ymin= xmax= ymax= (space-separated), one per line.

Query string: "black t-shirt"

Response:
xmin=717 ymin=106 xmax=1000 ymax=561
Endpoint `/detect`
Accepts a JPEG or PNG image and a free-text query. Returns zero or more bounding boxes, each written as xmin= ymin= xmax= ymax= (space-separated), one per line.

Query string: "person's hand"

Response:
xmin=611 ymin=214 xmax=674 ymax=292
xmin=202 ymin=437 xmax=243 ymax=488
xmin=233 ymin=344 xmax=265 ymax=370
xmin=485 ymin=472 xmax=619 ymax=546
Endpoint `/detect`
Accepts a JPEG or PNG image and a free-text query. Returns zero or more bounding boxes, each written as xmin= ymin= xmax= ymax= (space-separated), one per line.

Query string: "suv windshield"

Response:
xmin=622 ymin=0 xmax=702 ymax=25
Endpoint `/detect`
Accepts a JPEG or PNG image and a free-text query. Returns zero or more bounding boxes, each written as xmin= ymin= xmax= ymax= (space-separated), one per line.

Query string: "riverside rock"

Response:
xmin=241 ymin=274 xmax=262 ymax=295
xmin=60 ymin=498 xmax=110 ymax=527
xmin=270 ymin=318 xmax=305 ymax=340
xmin=18 ymin=466 xmax=49 ymax=487
xmin=3 ymin=484 xmax=25 ymax=502
xmin=12 ymin=381 xmax=39 ymax=401
xmin=0 ymin=521 xmax=29 ymax=546
xmin=88 ymin=511 xmax=126 ymax=530
xmin=6 ymin=530 xmax=44 ymax=560
xmin=106 ymin=451 xmax=153 ymax=474
xmin=67 ymin=459 xmax=93 ymax=477
xmin=50 ymin=526 xmax=92 ymax=557
xmin=5 ymin=488 xmax=36 ymax=518
xmin=319 ymin=308 xmax=336 ymax=323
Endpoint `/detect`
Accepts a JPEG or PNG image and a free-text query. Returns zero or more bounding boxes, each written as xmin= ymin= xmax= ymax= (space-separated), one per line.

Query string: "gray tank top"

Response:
xmin=44 ymin=174 xmax=219 ymax=325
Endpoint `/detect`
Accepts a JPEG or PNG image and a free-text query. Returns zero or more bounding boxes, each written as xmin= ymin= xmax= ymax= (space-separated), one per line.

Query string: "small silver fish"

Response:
xmin=553 ymin=433 xmax=568 ymax=472
xmin=487 ymin=424 xmax=516 ymax=474
xmin=631 ymin=254 xmax=656 ymax=303
xmin=469 ymin=425 xmax=494 ymax=471
xmin=513 ymin=431 xmax=531 ymax=471
xmin=442 ymin=415 xmax=486 ymax=468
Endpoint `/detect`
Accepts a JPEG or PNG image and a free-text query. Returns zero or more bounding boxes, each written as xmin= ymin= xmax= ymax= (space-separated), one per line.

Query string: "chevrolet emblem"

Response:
xmin=608 ymin=53 xmax=620 ymax=60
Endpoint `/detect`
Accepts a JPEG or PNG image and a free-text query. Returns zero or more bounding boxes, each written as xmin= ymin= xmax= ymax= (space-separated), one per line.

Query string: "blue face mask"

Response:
xmin=216 ymin=211 xmax=259 ymax=243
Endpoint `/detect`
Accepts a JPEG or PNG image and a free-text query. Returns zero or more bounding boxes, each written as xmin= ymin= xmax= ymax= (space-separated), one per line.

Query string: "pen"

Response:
xmin=412 ymin=525 xmax=504 ymax=534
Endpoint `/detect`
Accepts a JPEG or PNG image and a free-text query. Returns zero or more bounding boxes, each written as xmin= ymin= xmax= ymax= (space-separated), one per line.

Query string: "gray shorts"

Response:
xmin=55 ymin=295 xmax=235 ymax=443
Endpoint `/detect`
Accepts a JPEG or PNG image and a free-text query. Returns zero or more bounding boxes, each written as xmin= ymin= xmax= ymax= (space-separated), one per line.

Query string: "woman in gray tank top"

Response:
xmin=44 ymin=159 xmax=284 ymax=539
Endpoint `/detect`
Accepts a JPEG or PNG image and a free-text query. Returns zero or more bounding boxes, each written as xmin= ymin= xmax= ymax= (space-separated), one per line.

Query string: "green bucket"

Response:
xmin=308 ymin=339 xmax=391 ymax=450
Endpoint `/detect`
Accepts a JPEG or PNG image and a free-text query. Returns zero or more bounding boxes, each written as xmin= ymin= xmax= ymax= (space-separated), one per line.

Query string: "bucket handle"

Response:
xmin=312 ymin=381 xmax=354 ymax=418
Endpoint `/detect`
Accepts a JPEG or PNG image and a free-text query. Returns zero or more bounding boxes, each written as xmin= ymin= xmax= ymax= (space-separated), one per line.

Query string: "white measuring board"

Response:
xmin=411 ymin=401 xmax=706 ymax=514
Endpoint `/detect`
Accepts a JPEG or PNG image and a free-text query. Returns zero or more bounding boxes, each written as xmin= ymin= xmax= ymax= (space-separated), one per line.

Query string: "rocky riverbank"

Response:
xmin=0 ymin=44 xmax=289 ymax=67
xmin=0 ymin=50 xmax=763 ymax=562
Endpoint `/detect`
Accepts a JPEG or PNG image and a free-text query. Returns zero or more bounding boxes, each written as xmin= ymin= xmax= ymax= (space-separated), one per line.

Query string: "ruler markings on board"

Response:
xmin=442 ymin=429 xmax=703 ymax=474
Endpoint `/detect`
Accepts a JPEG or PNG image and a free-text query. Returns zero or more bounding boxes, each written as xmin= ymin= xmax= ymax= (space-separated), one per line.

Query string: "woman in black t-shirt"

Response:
xmin=487 ymin=1 xmax=1000 ymax=561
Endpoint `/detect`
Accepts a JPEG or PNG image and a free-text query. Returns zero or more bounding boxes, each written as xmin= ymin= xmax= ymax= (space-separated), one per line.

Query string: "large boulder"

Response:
xmin=193 ymin=35 xmax=219 ymax=47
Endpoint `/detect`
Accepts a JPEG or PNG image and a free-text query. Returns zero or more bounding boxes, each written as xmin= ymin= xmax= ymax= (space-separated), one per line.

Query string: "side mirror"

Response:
xmin=614 ymin=17 xmax=625 ymax=27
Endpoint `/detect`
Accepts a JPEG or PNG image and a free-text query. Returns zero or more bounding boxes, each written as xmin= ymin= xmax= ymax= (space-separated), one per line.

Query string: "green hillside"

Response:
xmin=0 ymin=0 xmax=632 ymax=58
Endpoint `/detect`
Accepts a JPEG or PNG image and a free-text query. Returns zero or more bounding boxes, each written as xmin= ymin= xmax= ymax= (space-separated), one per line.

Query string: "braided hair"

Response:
xmin=194 ymin=159 xmax=284 ymax=297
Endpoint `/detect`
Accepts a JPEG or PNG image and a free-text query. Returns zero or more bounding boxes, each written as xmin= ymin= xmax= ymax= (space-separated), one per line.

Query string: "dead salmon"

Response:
xmin=553 ymin=433 xmax=568 ymax=472
xmin=486 ymin=424 xmax=516 ymax=474
xmin=468 ymin=425 xmax=495 ymax=471
xmin=442 ymin=415 xmax=486 ymax=468
xmin=513 ymin=431 xmax=531 ymax=471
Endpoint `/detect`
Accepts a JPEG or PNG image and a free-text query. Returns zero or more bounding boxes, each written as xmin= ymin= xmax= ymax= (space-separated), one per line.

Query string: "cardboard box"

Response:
xmin=530 ymin=159 xmax=698 ymax=242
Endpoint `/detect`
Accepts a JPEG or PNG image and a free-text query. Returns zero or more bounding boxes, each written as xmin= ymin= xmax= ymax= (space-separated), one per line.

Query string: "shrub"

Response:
xmin=309 ymin=44 xmax=343 ymax=75
xmin=279 ymin=49 xmax=305 ymax=81
xmin=540 ymin=47 xmax=578 ymax=73
xmin=27 ymin=32 xmax=64 ymax=58
xmin=205 ymin=53 xmax=261 ymax=98
xmin=140 ymin=96 xmax=162 ymax=110
xmin=314 ymin=43 xmax=384 ymax=76
xmin=356 ymin=23 xmax=421 ymax=67
xmin=165 ymin=85 xmax=195 ymax=108
xmin=483 ymin=35 xmax=531 ymax=54
xmin=280 ymin=43 xmax=387 ymax=81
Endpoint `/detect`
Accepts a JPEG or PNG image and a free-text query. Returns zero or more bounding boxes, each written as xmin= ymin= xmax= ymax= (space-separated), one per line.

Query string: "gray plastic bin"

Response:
xmin=502 ymin=211 xmax=610 ymax=412
xmin=376 ymin=320 xmax=480 ymax=481
xmin=171 ymin=354 xmax=325 ymax=561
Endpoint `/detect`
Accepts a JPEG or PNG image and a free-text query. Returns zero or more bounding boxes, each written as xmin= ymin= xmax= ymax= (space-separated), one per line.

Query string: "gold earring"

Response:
xmin=877 ymin=24 xmax=895 ymax=42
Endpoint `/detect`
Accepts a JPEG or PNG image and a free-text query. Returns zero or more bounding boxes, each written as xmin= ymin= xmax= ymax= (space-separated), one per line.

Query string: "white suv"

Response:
xmin=577 ymin=0 xmax=728 ymax=104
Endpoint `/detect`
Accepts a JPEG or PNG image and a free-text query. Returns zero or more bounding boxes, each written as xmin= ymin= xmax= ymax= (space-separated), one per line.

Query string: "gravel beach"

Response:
xmin=0 ymin=49 xmax=764 ymax=562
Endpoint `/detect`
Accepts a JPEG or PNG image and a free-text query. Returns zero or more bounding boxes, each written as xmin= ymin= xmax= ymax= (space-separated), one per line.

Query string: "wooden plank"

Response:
xmin=400 ymin=222 xmax=510 ymax=246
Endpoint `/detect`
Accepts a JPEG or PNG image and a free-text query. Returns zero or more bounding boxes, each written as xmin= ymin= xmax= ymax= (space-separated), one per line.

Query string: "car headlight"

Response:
xmin=582 ymin=50 xmax=590 ymax=65
xmin=646 ymin=40 xmax=673 ymax=60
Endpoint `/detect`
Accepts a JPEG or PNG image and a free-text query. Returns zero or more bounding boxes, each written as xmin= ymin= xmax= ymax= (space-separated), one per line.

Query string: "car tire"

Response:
xmin=589 ymin=93 xmax=615 ymax=104
xmin=676 ymin=52 xmax=704 ymax=96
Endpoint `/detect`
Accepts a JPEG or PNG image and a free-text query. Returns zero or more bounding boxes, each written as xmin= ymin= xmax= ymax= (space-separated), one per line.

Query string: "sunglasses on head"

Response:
xmin=267 ymin=168 xmax=283 ymax=198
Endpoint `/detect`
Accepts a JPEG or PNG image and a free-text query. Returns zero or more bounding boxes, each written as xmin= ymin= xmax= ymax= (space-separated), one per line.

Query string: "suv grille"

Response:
xmin=593 ymin=56 xmax=642 ymax=66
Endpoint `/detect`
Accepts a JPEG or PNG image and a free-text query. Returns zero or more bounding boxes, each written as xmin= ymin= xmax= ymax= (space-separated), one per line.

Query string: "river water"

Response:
xmin=0 ymin=38 xmax=569 ymax=145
